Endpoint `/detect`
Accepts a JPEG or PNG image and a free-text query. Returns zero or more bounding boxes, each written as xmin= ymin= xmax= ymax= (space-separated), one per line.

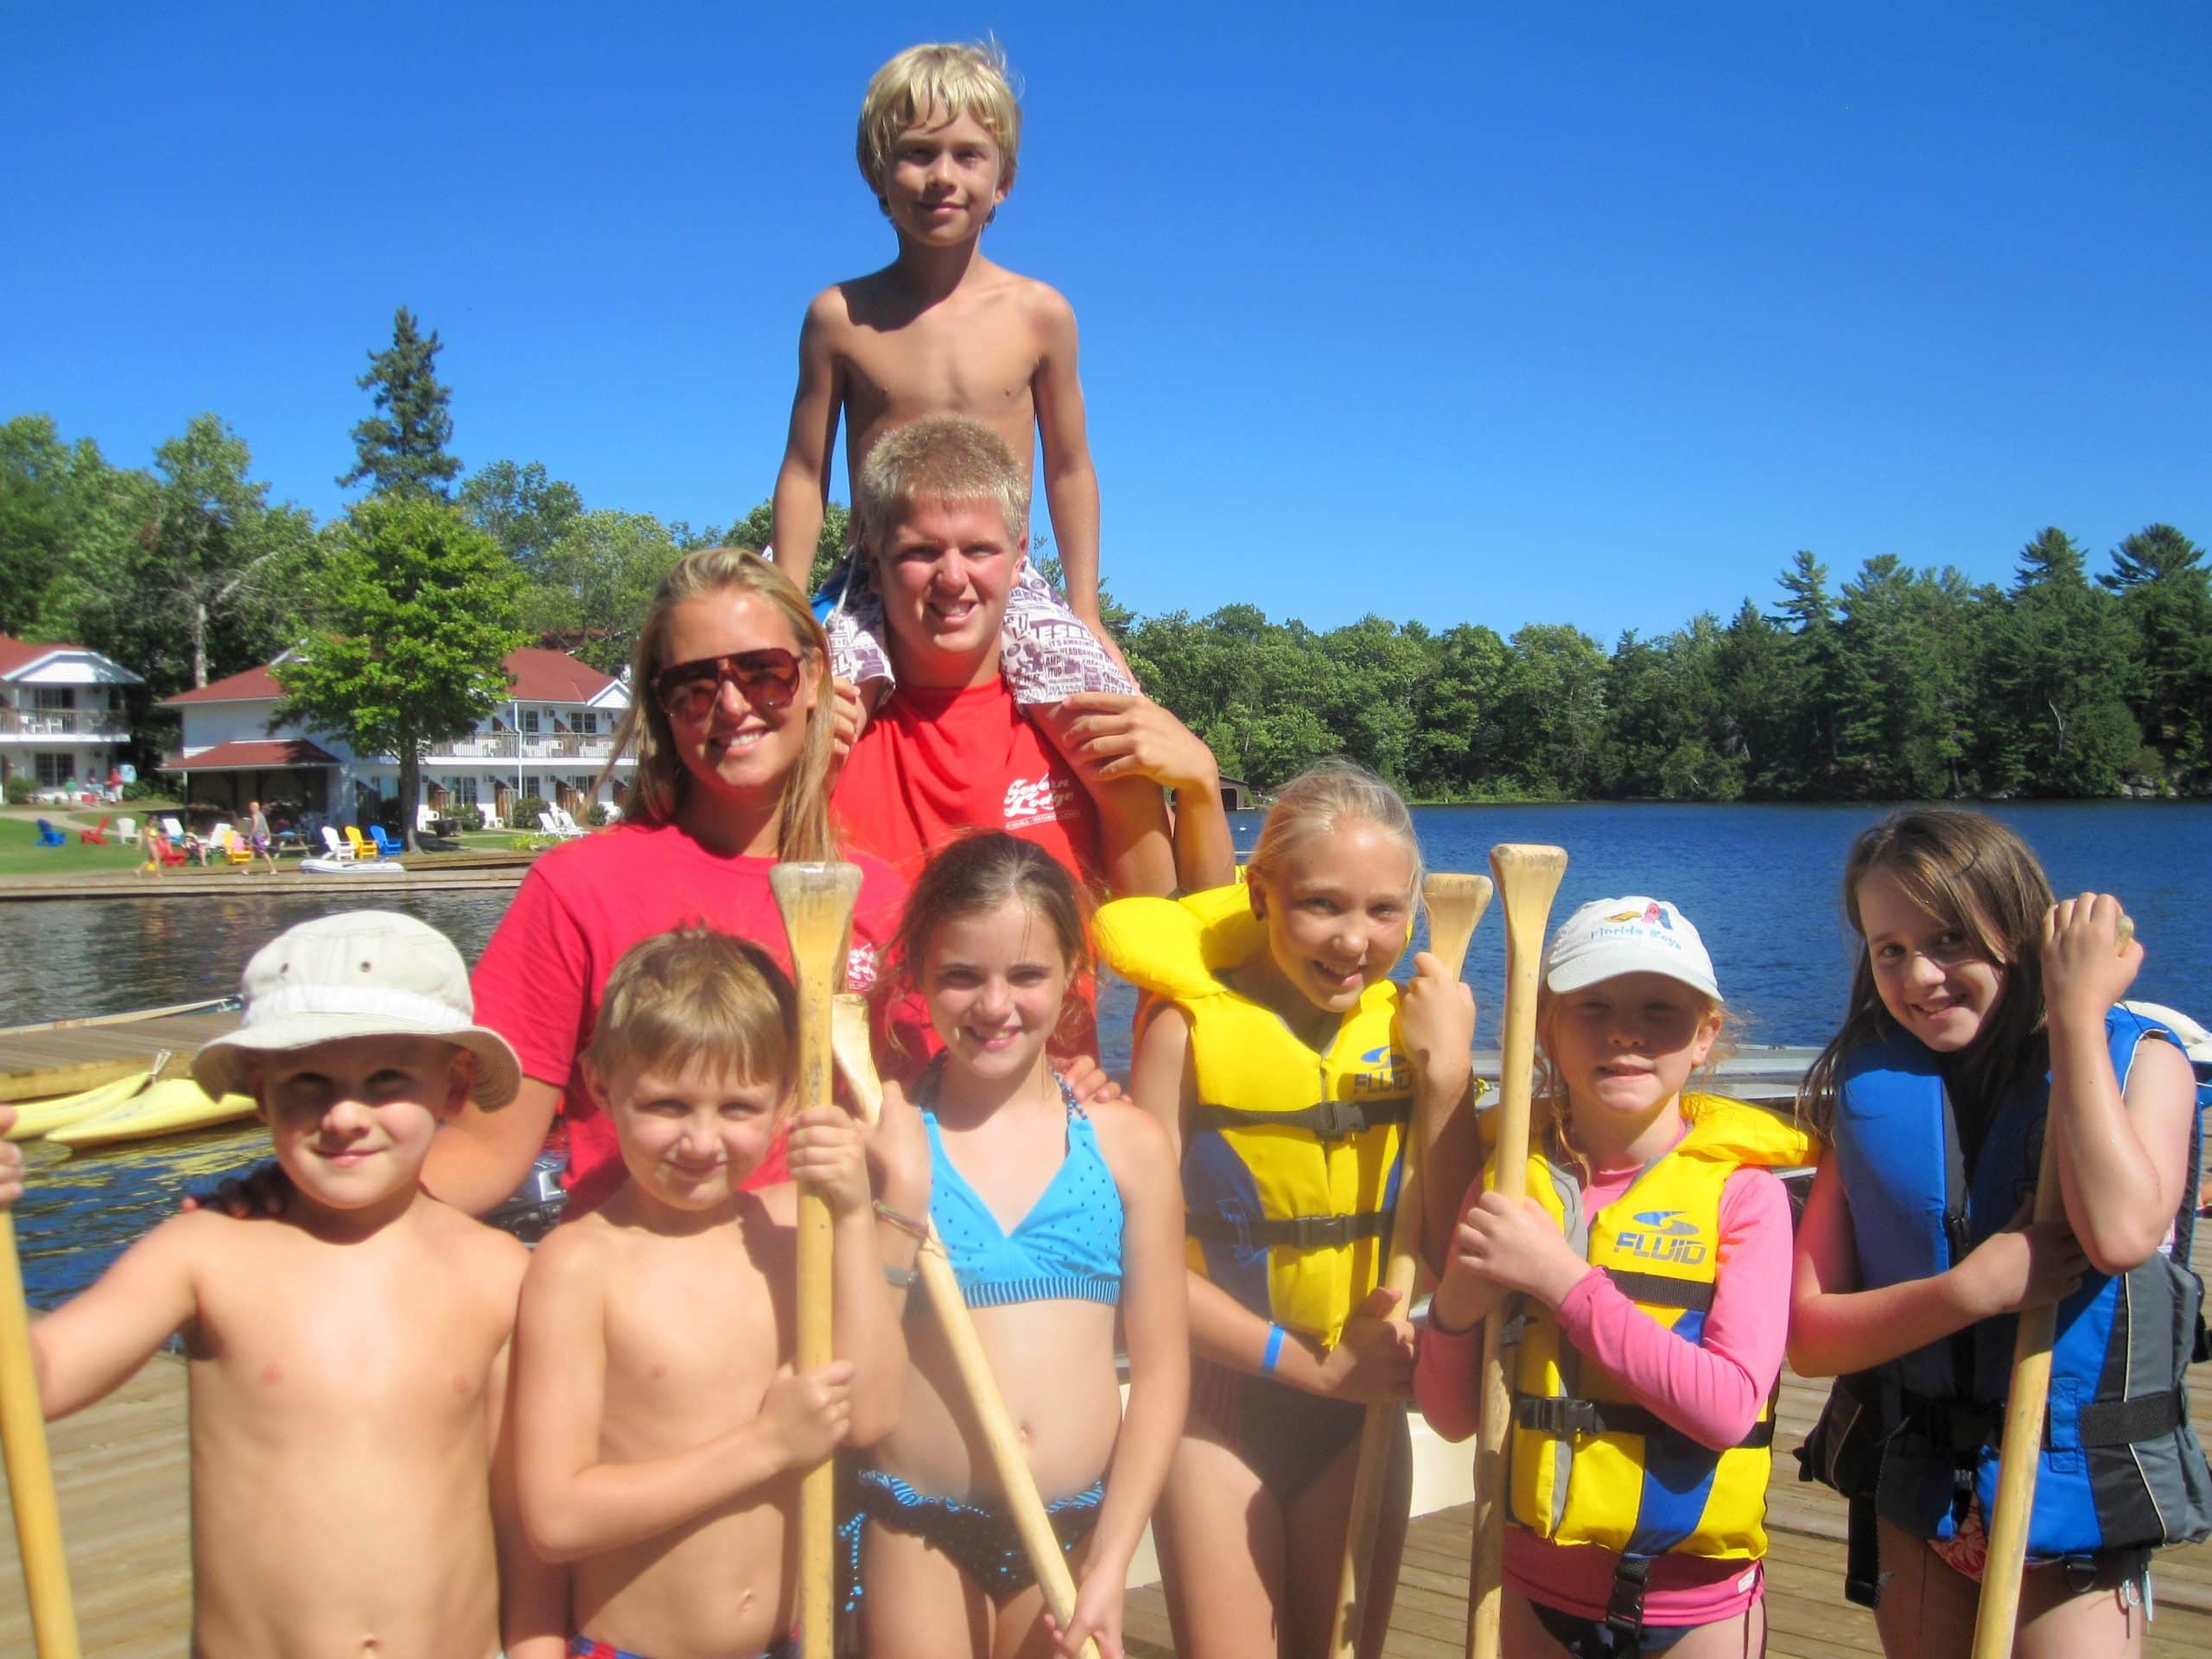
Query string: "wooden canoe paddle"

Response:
xmin=1330 ymin=873 xmax=1493 ymax=1657
xmin=770 ymin=860 xmax=862 ymax=1659
xmin=1969 ymin=909 xmax=2134 ymax=1659
xmin=0 ymin=1211 xmax=82 ymax=1657
xmin=1467 ymin=844 xmax=1567 ymax=1659
xmin=826 ymin=998 xmax=1103 ymax=1659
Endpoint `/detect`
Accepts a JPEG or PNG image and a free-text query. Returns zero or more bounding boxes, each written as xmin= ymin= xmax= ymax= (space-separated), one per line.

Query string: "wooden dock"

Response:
xmin=0 ymin=1009 xmax=243 ymax=1101
xmin=6 ymin=1235 xmax=2208 ymax=1656
xmin=0 ymin=850 xmax=533 ymax=906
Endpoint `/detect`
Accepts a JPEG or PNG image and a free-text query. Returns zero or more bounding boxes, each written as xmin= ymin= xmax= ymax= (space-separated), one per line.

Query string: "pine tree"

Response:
xmin=340 ymin=308 xmax=462 ymax=499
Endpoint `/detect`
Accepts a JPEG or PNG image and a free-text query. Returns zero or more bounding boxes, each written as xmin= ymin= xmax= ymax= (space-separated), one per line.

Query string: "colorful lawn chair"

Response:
xmin=79 ymin=816 xmax=111 ymax=843
xmin=35 ymin=818 xmax=67 ymax=848
xmin=345 ymin=825 xmax=378 ymax=860
xmin=367 ymin=825 xmax=404 ymax=857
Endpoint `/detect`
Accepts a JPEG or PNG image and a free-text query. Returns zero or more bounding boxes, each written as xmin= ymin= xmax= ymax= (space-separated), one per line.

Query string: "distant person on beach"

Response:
xmin=772 ymin=39 xmax=1138 ymax=738
xmin=830 ymin=415 xmax=1234 ymax=912
xmin=1791 ymin=810 xmax=2211 ymax=1658
xmin=1415 ymin=895 xmax=1808 ymax=1659
xmin=0 ymin=912 xmax=564 ymax=1658
xmin=244 ymin=798 xmax=278 ymax=873
xmin=513 ymin=925 xmax=920 ymax=1659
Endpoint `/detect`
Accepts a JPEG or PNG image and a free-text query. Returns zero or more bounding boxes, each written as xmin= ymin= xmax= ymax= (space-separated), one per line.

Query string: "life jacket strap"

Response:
xmin=1512 ymin=1393 xmax=1776 ymax=1451
xmin=1845 ymin=1495 xmax=1882 ymax=1609
xmin=1604 ymin=1554 xmax=1652 ymax=1637
xmin=1191 ymin=1097 xmax=1411 ymax=1141
xmin=1893 ymin=1391 xmax=2003 ymax=1453
xmin=2074 ymin=1387 xmax=2189 ymax=1447
xmin=1599 ymin=1268 xmax=1716 ymax=1313
xmin=1185 ymin=1210 xmax=1388 ymax=1252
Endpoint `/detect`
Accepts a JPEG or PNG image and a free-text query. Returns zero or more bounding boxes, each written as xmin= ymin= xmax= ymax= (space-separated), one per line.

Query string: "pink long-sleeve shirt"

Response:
xmin=1412 ymin=1153 xmax=1793 ymax=1628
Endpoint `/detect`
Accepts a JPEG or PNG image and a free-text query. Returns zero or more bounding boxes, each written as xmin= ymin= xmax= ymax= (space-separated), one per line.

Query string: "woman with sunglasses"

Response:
xmin=428 ymin=545 xmax=925 ymax=1218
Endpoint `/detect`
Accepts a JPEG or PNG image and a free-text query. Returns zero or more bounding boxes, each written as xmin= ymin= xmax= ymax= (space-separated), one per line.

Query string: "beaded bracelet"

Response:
xmin=872 ymin=1199 xmax=931 ymax=1243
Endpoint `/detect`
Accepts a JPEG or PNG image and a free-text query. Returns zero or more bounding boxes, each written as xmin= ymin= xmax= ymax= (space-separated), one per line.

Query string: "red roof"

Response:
xmin=0 ymin=633 xmax=92 ymax=677
xmin=162 ymin=650 xmax=616 ymax=708
xmin=160 ymin=738 xmax=341 ymax=772
xmin=162 ymin=663 xmax=284 ymax=705
xmin=504 ymin=647 xmax=618 ymax=703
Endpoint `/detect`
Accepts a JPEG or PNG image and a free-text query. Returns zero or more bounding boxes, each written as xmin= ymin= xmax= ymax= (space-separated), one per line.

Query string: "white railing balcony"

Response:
xmin=0 ymin=709 xmax=130 ymax=739
xmin=423 ymin=732 xmax=623 ymax=762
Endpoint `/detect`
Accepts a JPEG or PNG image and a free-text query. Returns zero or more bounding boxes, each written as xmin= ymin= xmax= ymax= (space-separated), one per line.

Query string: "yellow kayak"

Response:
xmin=49 ymin=1077 xmax=257 ymax=1150
xmin=4 ymin=1070 xmax=154 ymax=1141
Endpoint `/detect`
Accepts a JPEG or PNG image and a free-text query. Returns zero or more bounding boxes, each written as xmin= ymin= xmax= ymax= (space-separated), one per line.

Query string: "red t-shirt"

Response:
xmin=832 ymin=677 xmax=1103 ymax=886
xmin=471 ymin=820 xmax=915 ymax=1215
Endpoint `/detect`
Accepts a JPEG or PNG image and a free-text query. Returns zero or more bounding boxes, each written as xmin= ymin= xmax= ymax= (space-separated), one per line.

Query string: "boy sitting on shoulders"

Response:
xmin=512 ymin=925 xmax=925 ymax=1659
xmin=0 ymin=911 xmax=563 ymax=1659
xmin=773 ymin=38 xmax=1139 ymax=728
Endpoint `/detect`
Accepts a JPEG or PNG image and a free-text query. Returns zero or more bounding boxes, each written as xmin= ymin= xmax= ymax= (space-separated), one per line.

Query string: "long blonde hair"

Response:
xmin=1798 ymin=809 xmax=2052 ymax=1141
xmin=600 ymin=547 xmax=838 ymax=862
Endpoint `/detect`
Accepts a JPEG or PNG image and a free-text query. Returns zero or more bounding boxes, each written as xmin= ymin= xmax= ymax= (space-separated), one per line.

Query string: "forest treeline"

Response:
xmin=3 ymin=311 xmax=2206 ymax=804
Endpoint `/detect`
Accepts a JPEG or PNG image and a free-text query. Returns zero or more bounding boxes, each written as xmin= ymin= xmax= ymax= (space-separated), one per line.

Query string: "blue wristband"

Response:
xmin=1262 ymin=1324 xmax=1287 ymax=1375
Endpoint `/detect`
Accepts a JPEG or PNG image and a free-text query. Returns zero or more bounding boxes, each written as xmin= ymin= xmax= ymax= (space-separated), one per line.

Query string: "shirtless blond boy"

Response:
xmin=0 ymin=911 xmax=563 ymax=1659
xmin=512 ymin=925 xmax=925 ymax=1659
xmin=772 ymin=39 xmax=1136 ymax=709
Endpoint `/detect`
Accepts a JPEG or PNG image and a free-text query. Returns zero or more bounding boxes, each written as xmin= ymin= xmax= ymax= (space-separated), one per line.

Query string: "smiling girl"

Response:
xmin=1413 ymin=896 xmax=1810 ymax=1659
xmin=855 ymin=831 xmax=1188 ymax=1659
xmin=1790 ymin=810 xmax=2210 ymax=1658
xmin=1100 ymin=762 xmax=1475 ymax=1658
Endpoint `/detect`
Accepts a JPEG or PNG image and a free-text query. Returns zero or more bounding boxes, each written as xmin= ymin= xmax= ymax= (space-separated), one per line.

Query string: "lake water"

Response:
xmin=13 ymin=801 xmax=2211 ymax=1306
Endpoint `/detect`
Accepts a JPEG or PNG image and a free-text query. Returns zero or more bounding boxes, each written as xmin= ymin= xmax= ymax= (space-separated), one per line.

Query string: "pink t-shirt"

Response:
xmin=471 ymin=820 xmax=917 ymax=1215
xmin=1412 ymin=1153 xmax=1792 ymax=1628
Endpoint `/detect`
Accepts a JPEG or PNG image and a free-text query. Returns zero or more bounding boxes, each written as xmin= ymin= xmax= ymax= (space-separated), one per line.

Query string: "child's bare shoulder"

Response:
xmin=1084 ymin=1098 xmax=1175 ymax=1180
xmin=418 ymin=1199 xmax=531 ymax=1287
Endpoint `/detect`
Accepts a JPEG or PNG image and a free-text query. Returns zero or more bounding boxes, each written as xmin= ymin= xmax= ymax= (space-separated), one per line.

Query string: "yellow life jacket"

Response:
xmin=1495 ymin=1095 xmax=1814 ymax=1614
xmin=1096 ymin=882 xmax=1410 ymax=1348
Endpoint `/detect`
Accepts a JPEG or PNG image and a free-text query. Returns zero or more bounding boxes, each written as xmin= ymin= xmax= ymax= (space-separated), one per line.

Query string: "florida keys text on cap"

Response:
xmin=192 ymin=910 xmax=522 ymax=1106
xmin=1544 ymin=896 xmax=1722 ymax=1003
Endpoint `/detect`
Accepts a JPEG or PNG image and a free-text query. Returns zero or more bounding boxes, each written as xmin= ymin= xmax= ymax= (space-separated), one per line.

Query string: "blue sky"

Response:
xmin=5 ymin=3 xmax=2207 ymax=645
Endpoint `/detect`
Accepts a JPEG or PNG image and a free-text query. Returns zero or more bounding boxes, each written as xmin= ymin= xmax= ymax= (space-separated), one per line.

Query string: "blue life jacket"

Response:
xmin=1824 ymin=1005 xmax=2212 ymax=1566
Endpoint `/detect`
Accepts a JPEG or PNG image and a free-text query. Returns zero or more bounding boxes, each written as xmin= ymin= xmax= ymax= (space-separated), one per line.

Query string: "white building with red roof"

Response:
xmin=161 ymin=647 xmax=632 ymax=827
xmin=0 ymin=635 xmax=143 ymax=794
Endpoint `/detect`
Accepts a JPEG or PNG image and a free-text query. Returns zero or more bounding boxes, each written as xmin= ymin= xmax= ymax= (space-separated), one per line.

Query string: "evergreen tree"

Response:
xmin=340 ymin=308 xmax=462 ymax=499
xmin=274 ymin=497 xmax=527 ymax=850
xmin=2101 ymin=524 xmax=2212 ymax=773
xmin=1771 ymin=551 xmax=1841 ymax=791
xmin=1982 ymin=528 xmax=2142 ymax=795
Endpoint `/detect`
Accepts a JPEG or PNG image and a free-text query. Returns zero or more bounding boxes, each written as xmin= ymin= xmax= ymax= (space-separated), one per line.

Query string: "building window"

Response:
xmin=521 ymin=709 xmax=540 ymax=735
xmin=450 ymin=775 xmax=479 ymax=806
xmin=33 ymin=687 xmax=74 ymax=712
xmin=574 ymin=710 xmax=596 ymax=735
xmin=34 ymin=752 xmax=70 ymax=786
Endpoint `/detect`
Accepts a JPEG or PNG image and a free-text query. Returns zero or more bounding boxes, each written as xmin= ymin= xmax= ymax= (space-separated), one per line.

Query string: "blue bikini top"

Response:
xmin=922 ymin=1062 xmax=1124 ymax=1310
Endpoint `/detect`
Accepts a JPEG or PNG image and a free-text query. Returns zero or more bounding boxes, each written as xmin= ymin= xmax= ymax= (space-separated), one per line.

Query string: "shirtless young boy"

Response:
xmin=0 ymin=911 xmax=563 ymax=1659
xmin=512 ymin=925 xmax=926 ymax=1659
xmin=772 ymin=38 xmax=1137 ymax=715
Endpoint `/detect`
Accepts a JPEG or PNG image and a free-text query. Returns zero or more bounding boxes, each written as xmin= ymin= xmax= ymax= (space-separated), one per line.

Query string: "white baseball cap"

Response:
xmin=193 ymin=911 xmax=521 ymax=1106
xmin=1544 ymin=896 xmax=1722 ymax=1003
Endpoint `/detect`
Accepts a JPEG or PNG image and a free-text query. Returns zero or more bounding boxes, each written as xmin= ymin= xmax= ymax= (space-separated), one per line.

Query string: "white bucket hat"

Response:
xmin=1544 ymin=896 xmax=1722 ymax=1004
xmin=193 ymin=911 xmax=521 ymax=1107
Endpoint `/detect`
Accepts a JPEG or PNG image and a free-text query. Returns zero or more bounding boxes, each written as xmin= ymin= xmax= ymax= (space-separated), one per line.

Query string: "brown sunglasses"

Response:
xmin=652 ymin=649 xmax=803 ymax=721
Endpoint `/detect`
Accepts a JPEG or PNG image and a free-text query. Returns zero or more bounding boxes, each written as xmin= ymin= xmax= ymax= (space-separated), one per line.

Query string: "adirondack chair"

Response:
xmin=79 ymin=816 xmax=111 ymax=843
xmin=539 ymin=810 xmax=583 ymax=841
xmin=551 ymin=806 xmax=589 ymax=837
xmin=220 ymin=829 xmax=253 ymax=866
xmin=320 ymin=825 xmax=356 ymax=861
xmin=35 ymin=818 xmax=67 ymax=848
xmin=345 ymin=825 xmax=379 ymax=860
xmin=368 ymin=825 xmax=404 ymax=857
xmin=144 ymin=832 xmax=188 ymax=867
xmin=115 ymin=817 xmax=138 ymax=845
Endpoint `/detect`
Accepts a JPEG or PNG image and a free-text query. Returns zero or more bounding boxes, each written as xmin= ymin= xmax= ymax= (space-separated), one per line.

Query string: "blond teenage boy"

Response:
xmin=512 ymin=925 xmax=925 ymax=1659
xmin=772 ymin=39 xmax=1138 ymax=719
xmin=0 ymin=912 xmax=563 ymax=1659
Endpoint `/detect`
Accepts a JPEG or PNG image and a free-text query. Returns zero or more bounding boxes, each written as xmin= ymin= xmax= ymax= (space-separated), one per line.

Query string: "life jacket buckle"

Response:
xmin=1285 ymin=1213 xmax=1357 ymax=1250
xmin=1515 ymin=1395 xmax=1603 ymax=1437
xmin=1307 ymin=1098 xmax=1368 ymax=1140
xmin=1603 ymin=1554 xmax=1651 ymax=1636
